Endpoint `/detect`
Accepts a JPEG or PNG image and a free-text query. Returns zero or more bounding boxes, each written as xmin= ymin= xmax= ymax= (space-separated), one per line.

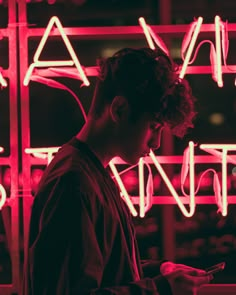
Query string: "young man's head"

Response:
xmin=88 ymin=47 xmax=196 ymax=164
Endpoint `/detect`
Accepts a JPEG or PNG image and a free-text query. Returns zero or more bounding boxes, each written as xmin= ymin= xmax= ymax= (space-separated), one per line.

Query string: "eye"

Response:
xmin=150 ymin=122 xmax=162 ymax=131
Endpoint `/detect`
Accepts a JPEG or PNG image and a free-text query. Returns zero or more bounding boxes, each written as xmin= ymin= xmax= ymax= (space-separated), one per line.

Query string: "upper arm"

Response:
xmin=28 ymin=173 xmax=106 ymax=294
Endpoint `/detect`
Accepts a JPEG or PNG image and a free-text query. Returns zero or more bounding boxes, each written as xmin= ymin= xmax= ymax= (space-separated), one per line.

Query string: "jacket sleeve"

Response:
xmin=25 ymin=174 xmax=173 ymax=295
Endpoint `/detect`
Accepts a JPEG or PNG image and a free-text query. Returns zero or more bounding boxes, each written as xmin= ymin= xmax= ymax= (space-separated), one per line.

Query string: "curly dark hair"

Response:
xmin=89 ymin=47 xmax=196 ymax=138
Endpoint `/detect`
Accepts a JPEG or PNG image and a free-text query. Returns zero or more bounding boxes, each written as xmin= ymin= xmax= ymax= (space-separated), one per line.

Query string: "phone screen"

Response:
xmin=205 ymin=262 xmax=226 ymax=275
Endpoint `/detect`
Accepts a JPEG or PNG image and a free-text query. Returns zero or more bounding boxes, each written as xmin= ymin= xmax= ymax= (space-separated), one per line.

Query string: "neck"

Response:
xmin=76 ymin=118 xmax=116 ymax=167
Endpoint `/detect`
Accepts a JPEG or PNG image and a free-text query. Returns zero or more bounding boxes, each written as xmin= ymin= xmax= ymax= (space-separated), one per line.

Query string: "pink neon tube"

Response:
xmin=149 ymin=141 xmax=195 ymax=217
xmin=109 ymin=160 xmax=138 ymax=217
xmin=179 ymin=17 xmax=203 ymax=79
xmin=24 ymin=16 xmax=89 ymax=86
xmin=215 ymin=15 xmax=223 ymax=87
xmin=138 ymin=17 xmax=155 ymax=50
xmin=0 ymin=73 xmax=7 ymax=88
xmin=138 ymin=158 xmax=145 ymax=218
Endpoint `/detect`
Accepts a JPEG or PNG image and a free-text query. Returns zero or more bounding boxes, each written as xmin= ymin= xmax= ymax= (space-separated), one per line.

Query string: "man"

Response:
xmin=22 ymin=47 xmax=212 ymax=295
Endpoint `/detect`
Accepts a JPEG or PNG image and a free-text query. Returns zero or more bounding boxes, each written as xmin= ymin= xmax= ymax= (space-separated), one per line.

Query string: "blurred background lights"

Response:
xmin=208 ymin=112 xmax=225 ymax=125
xmin=232 ymin=166 xmax=236 ymax=176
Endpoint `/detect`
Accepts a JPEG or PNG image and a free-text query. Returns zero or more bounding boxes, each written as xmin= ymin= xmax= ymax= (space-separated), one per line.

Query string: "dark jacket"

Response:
xmin=21 ymin=137 xmax=172 ymax=295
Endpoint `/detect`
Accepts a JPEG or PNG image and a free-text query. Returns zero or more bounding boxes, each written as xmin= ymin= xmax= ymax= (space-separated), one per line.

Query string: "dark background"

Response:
xmin=0 ymin=0 xmax=236 ymax=286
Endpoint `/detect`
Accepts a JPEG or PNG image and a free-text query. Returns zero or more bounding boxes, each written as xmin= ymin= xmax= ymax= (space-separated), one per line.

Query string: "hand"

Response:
xmin=160 ymin=262 xmax=213 ymax=295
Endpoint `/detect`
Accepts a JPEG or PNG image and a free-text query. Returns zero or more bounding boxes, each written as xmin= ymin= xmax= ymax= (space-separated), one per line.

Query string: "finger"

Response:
xmin=174 ymin=264 xmax=207 ymax=276
xmin=182 ymin=268 xmax=207 ymax=276
xmin=164 ymin=269 xmax=184 ymax=279
xmin=185 ymin=274 xmax=213 ymax=286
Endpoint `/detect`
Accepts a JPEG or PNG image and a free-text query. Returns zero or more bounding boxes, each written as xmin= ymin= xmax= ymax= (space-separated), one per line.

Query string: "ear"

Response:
xmin=110 ymin=96 xmax=129 ymax=123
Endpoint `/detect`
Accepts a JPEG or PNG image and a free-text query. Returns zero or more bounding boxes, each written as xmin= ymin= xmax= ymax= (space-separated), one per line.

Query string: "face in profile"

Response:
xmin=116 ymin=112 xmax=164 ymax=165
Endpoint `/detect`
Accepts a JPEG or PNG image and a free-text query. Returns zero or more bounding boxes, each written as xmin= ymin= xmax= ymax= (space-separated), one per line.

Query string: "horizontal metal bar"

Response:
xmin=0 ymin=284 xmax=13 ymax=295
xmin=131 ymin=196 xmax=236 ymax=204
xmin=34 ymin=65 xmax=236 ymax=77
xmin=27 ymin=154 xmax=236 ymax=166
xmin=0 ymin=157 xmax=12 ymax=165
xmin=24 ymin=23 xmax=236 ymax=39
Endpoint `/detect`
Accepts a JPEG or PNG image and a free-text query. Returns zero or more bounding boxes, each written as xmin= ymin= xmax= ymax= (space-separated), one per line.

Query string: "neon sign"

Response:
xmin=0 ymin=184 xmax=7 ymax=209
xmin=0 ymin=73 xmax=7 ymax=88
xmin=23 ymin=16 xmax=89 ymax=87
xmin=25 ymin=142 xmax=236 ymax=218
xmin=24 ymin=15 xmax=236 ymax=87
xmin=22 ymin=15 xmax=236 ymax=217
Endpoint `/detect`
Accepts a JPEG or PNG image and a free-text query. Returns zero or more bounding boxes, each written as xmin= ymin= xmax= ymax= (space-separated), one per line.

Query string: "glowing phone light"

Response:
xmin=23 ymin=16 xmax=89 ymax=87
xmin=109 ymin=160 xmax=138 ymax=217
xmin=179 ymin=17 xmax=203 ymax=79
xmin=149 ymin=141 xmax=195 ymax=217
xmin=0 ymin=184 xmax=7 ymax=209
xmin=215 ymin=15 xmax=223 ymax=87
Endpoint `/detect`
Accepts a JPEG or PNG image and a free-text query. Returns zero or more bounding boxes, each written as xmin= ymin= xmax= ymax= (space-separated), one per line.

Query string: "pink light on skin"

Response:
xmin=199 ymin=144 xmax=236 ymax=216
xmin=0 ymin=72 xmax=7 ymax=88
xmin=0 ymin=184 xmax=7 ymax=210
xmin=25 ymin=147 xmax=59 ymax=165
xmin=215 ymin=15 xmax=223 ymax=87
xmin=109 ymin=160 xmax=138 ymax=217
xmin=149 ymin=141 xmax=196 ymax=217
xmin=179 ymin=17 xmax=203 ymax=79
xmin=23 ymin=16 xmax=89 ymax=87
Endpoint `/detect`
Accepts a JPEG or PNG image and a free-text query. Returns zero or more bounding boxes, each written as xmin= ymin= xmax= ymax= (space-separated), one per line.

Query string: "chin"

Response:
xmin=122 ymin=155 xmax=141 ymax=165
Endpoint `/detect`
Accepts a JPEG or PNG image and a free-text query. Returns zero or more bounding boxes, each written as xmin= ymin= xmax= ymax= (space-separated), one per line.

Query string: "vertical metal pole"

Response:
xmin=17 ymin=0 xmax=33 ymax=263
xmin=8 ymin=0 xmax=20 ymax=293
xmin=0 ymin=0 xmax=20 ymax=294
xmin=159 ymin=0 xmax=176 ymax=261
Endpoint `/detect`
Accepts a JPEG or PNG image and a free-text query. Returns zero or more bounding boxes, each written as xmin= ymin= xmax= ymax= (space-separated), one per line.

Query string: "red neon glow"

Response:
xmin=25 ymin=142 xmax=236 ymax=217
xmin=109 ymin=160 xmax=138 ymax=217
xmin=215 ymin=15 xmax=223 ymax=87
xmin=145 ymin=163 xmax=153 ymax=213
xmin=23 ymin=16 xmax=89 ymax=86
xmin=25 ymin=147 xmax=59 ymax=164
xmin=138 ymin=17 xmax=169 ymax=56
xmin=138 ymin=17 xmax=155 ymax=50
xmin=138 ymin=158 xmax=154 ymax=218
xmin=199 ymin=144 xmax=236 ymax=216
xmin=149 ymin=141 xmax=196 ymax=217
xmin=138 ymin=158 xmax=145 ymax=217
xmin=0 ymin=184 xmax=7 ymax=209
xmin=147 ymin=26 xmax=170 ymax=56
xmin=179 ymin=17 xmax=203 ymax=79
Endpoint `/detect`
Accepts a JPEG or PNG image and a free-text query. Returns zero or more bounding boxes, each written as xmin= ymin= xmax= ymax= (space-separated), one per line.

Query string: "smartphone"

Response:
xmin=205 ymin=262 xmax=226 ymax=275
